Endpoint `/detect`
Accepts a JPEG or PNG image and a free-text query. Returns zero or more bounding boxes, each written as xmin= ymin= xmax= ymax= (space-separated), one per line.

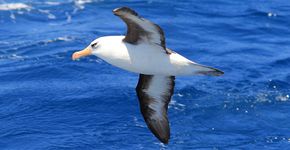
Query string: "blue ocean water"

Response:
xmin=0 ymin=0 xmax=290 ymax=149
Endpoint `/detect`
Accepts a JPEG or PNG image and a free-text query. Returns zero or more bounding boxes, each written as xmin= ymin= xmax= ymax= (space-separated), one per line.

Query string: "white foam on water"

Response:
xmin=75 ymin=0 xmax=93 ymax=5
xmin=38 ymin=9 xmax=56 ymax=19
xmin=44 ymin=1 xmax=61 ymax=6
xmin=169 ymin=99 xmax=186 ymax=111
xmin=65 ymin=12 xmax=72 ymax=23
xmin=0 ymin=3 xmax=31 ymax=11
xmin=10 ymin=13 xmax=15 ymax=19
xmin=74 ymin=0 xmax=94 ymax=10
xmin=256 ymin=93 xmax=271 ymax=103
xmin=10 ymin=54 xmax=25 ymax=60
xmin=268 ymin=12 xmax=277 ymax=17
xmin=275 ymin=94 xmax=289 ymax=102
xmin=256 ymin=91 xmax=289 ymax=103
xmin=44 ymin=36 xmax=74 ymax=45
xmin=0 ymin=54 xmax=26 ymax=61
xmin=56 ymin=36 xmax=73 ymax=41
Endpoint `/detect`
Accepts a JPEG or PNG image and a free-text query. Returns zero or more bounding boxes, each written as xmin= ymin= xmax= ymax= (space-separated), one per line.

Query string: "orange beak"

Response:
xmin=72 ymin=47 xmax=92 ymax=60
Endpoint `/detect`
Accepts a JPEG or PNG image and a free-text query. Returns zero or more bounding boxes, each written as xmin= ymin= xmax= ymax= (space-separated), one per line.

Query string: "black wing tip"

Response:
xmin=195 ymin=65 xmax=224 ymax=76
xmin=113 ymin=7 xmax=138 ymax=16
xmin=198 ymin=69 xmax=224 ymax=76
xmin=159 ymin=136 xmax=170 ymax=144
xmin=152 ymin=129 xmax=170 ymax=144
xmin=146 ymin=119 xmax=170 ymax=144
xmin=211 ymin=68 xmax=224 ymax=76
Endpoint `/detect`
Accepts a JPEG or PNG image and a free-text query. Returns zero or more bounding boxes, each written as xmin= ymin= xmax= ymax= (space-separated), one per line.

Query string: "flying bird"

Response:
xmin=72 ymin=7 xmax=223 ymax=144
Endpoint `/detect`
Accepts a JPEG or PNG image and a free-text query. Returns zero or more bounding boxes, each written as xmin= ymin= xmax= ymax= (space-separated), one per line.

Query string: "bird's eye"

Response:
xmin=91 ymin=42 xmax=98 ymax=48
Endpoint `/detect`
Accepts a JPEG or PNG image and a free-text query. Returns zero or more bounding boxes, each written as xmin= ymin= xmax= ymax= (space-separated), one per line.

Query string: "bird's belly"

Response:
xmin=96 ymin=41 xmax=194 ymax=76
xmin=131 ymin=55 xmax=193 ymax=75
xmin=102 ymin=51 xmax=193 ymax=76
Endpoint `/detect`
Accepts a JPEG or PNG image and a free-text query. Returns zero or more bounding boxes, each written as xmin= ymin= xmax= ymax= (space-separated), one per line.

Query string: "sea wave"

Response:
xmin=0 ymin=3 xmax=31 ymax=11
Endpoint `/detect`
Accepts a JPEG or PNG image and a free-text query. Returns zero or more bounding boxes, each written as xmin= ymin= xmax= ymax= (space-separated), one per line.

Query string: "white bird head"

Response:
xmin=72 ymin=40 xmax=99 ymax=60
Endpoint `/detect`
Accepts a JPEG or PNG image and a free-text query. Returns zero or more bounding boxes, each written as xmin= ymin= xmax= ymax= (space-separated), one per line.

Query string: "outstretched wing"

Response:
xmin=113 ymin=7 xmax=172 ymax=54
xmin=135 ymin=74 xmax=175 ymax=144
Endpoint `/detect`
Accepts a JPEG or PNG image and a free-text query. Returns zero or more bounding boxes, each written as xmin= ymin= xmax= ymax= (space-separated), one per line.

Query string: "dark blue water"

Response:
xmin=1 ymin=0 xmax=290 ymax=149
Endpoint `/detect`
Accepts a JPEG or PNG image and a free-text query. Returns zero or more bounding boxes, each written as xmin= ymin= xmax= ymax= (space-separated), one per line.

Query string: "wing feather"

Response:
xmin=113 ymin=7 xmax=172 ymax=54
xmin=136 ymin=74 xmax=175 ymax=144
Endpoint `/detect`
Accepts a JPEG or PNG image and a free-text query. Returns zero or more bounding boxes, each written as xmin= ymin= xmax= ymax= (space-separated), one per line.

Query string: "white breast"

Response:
xmin=93 ymin=36 xmax=195 ymax=76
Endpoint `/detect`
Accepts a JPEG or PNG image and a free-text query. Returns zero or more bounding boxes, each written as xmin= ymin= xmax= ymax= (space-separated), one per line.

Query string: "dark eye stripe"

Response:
xmin=91 ymin=42 xmax=98 ymax=47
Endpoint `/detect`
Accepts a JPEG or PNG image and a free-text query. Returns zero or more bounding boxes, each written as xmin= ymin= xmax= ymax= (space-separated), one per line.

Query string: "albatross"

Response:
xmin=72 ymin=7 xmax=223 ymax=144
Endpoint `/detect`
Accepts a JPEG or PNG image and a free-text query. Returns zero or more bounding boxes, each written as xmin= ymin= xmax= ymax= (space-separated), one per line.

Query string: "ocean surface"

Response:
xmin=0 ymin=0 xmax=290 ymax=149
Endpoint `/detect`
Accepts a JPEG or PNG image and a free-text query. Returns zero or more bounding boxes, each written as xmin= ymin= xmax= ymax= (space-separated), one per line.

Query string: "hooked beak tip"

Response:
xmin=72 ymin=47 xmax=92 ymax=61
xmin=72 ymin=52 xmax=79 ymax=60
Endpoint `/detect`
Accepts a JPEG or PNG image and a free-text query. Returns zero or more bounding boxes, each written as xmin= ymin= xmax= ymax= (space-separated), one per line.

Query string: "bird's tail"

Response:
xmin=190 ymin=63 xmax=224 ymax=76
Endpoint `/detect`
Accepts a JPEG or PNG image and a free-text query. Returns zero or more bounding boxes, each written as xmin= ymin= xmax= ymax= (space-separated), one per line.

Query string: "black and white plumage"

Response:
xmin=136 ymin=74 xmax=174 ymax=143
xmin=113 ymin=7 xmax=170 ymax=53
xmin=72 ymin=7 xmax=224 ymax=144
